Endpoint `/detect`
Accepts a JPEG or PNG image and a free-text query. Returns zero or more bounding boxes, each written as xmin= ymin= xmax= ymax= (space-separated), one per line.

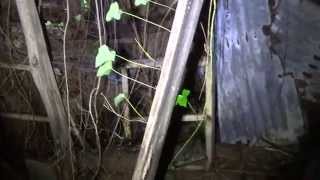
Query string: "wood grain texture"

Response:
xmin=14 ymin=0 xmax=71 ymax=179
xmin=132 ymin=0 xmax=204 ymax=179
xmin=121 ymin=68 xmax=132 ymax=139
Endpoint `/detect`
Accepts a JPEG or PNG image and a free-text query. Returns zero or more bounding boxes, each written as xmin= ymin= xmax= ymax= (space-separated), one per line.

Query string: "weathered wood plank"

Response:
xmin=0 ymin=112 xmax=203 ymax=124
xmin=15 ymin=0 xmax=69 ymax=147
xmin=205 ymin=44 xmax=214 ymax=169
xmin=14 ymin=0 xmax=71 ymax=179
xmin=132 ymin=0 xmax=204 ymax=179
xmin=129 ymin=114 xmax=205 ymax=123
xmin=121 ymin=68 xmax=132 ymax=139
xmin=0 ymin=113 xmax=49 ymax=122
xmin=0 ymin=62 xmax=31 ymax=71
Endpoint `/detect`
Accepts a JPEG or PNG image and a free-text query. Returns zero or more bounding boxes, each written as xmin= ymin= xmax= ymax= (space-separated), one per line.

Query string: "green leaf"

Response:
xmin=97 ymin=61 xmax=113 ymax=77
xmin=45 ymin=21 xmax=53 ymax=27
xmin=114 ymin=93 xmax=127 ymax=107
xmin=182 ymin=89 xmax=190 ymax=97
xmin=105 ymin=2 xmax=123 ymax=22
xmin=95 ymin=45 xmax=116 ymax=68
xmin=80 ymin=0 xmax=88 ymax=9
xmin=58 ymin=22 xmax=64 ymax=27
xmin=74 ymin=14 xmax=82 ymax=22
xmin=134 ymin=0 xmax=150 ymax=6
xmin=176 ymin=89 xmax=191 ymax=108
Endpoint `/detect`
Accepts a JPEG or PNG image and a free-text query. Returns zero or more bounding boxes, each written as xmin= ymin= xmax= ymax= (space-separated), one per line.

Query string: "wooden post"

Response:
xmin=205 ymin=49 xmax=214 ymax=170
xmin=132 ymin=0 xmax=204 ymax=179
xmin=14 ymin=0 xmax=71 ymax=179
xmin=121 ymin=68 xmax=132 ymax=139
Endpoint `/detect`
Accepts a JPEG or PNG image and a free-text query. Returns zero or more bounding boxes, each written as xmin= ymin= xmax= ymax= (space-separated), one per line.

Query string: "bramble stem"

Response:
xmin=150 ymin=0 xmax=175 ymax=11
xmin=116 ymin=54 xmax=160 ymax=70
xmin=135 ymin=38 xmax=156 ymax=62
xmin=112 ymin=69 xmax=156 ymax=90
xmin=122 ymin=11 xmax=171 ymax=32
xmin=124 ymin=97 xmax=146 ymax=122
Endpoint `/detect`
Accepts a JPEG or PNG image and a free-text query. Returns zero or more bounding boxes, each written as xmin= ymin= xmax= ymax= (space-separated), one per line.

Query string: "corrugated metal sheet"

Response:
xmin=215 ymin=0 xmax=312 ymax=144
xmin=271 ymin=0 xmax=320 ymax=103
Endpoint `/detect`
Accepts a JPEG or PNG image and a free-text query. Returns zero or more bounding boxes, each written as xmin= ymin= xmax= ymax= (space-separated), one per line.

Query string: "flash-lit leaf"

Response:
xmin=45 ymin=21 xmax=52 ymax=27
xmin=176 ymin=89 xmax=191 ymax=108
xmin=74 ymin=14 xmax=82 ymax=22
xmin=134 ymin=0 xmax=150 ymax=6
xmin=80 ymin=0 xmax=88 ymax=9
xmin=58 ymin=22 xmax=64 ymax=27
xmin=114 ymin=93 xmax=127 ymax=107
xmin=97 ymin=61 xmax=113 ymax=77
xmin=95 ymin=45 xmax=116 ymax=68
xmin=106 ymin=2 xmax=123 ymax=22
xmin=182 ymin=89 xmax=190 ymax=97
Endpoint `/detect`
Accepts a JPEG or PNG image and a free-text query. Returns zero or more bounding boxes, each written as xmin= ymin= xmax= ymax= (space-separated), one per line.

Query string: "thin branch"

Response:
xmin=112 ymin=69 xmax=156 ymax=90
xmin=62 ymin=0 xmax=75 ymax=178
xmin=116 ymin=54 xmax=160 ymax=70
xmin=100 ymin=93 xmax=146 ymax=124
xmin=122 ymin=11 xmax=171 ymax=32
xmin=150 ymin=0 xmax=175 ymax=11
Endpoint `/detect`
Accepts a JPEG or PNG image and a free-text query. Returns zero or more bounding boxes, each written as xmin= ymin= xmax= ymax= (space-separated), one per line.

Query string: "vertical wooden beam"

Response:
xmin=132 ymin=0 xmax=204 ymax=179
xmin=205 ymin=49 xmax=214 ymax=170
xmin=14 ymin=0 xmax=71 ymax=179
xmin=204 ymin=0 xmax=216 ymax=170
xmin=121 ymin=68 xmax=132 ymax=139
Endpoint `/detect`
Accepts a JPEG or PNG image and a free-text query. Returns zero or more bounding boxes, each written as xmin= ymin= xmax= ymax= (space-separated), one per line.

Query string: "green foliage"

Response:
xmin=45 ymin=21 xmax=64 ymax=28
xmin=95 ymin=45 xmax=116 ymax=77
xmin=45 ymin=21 xmax=52 ymax=26
xmin=57 ymin=22 xmax=64 ymax=28
xmin=80 ymin=0 xmax=89 ymax=9
xmin=97 ymin=61 xmax=113 ymax=77
xmin=95 ymin=45 xmax=116 ymax=68
xmin=74 ymin=14 xmax=82 ymax=22
xmin=134 ymin=0 xmax=150 ymax=6
xmin=114 ymin=93 xmax=127 ymax=107
xmin=106 ymin=2 xmax=123 ymax=22
xmin=176 ymin=89 xmax=191 ymax=108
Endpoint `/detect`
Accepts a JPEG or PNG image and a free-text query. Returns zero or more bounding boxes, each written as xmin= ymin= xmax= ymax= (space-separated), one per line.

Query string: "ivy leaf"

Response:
xmin=176 ymin=89 xmax=191 ymax=108
xmin=182 ymin=89 xmax=190 ymax=97
xmin=106 ymin=2 xmax=123 ymax=22
xmin=80 ymin=0 xmax=88 ymax=9
xmin=97 ymin=61 xmax=113 ymax=77
xmin=45 ymin=21 xmax=53 ymax=27
xmin=57 ymin=22 xmax=64 ymax=27
xmin=95 ymin=45 xmax=116 ymax=68
xmin=74 ymin=14 xmax=82 ymax=22
xmin=114 ymin=93 xmax=127 ymax=107
xmin=134 ymin=0 xmax=150 ymax=6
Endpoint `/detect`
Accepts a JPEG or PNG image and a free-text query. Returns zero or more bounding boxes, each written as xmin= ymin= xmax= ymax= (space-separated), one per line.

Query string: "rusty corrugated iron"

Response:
xmin=215 ymin=0 xmax=319 ymax=144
